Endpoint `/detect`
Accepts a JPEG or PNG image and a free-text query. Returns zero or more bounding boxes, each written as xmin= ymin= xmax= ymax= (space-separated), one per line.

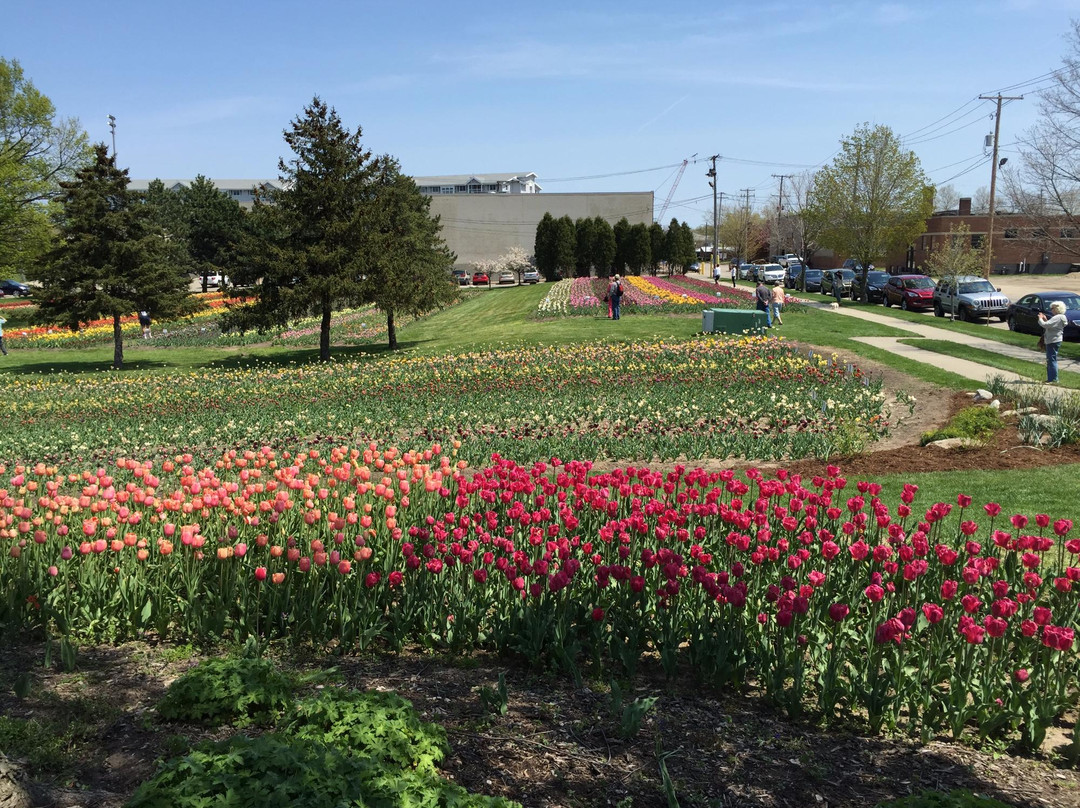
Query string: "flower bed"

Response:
xmin=537 ymin=275 xmax=764 ymax=317
xmin=2 ymin=449 xmax=1076 ymax=747
xmin=0 ymin=336 xmax=888 ymax=465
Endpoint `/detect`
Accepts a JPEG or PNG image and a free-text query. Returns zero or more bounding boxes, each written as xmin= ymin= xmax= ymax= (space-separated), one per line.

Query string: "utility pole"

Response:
xmin=772 ymin=173 xmax=791 ymax=254
xmin=107 ymin=115 xmax=116 ymax=158
xmin=740 ymin=188 xmax=754 ymax=264
xmin=707 ymin=155 xmax=720 ymax=276
xmin=979 ymin=93 xmax=1023 ymax=278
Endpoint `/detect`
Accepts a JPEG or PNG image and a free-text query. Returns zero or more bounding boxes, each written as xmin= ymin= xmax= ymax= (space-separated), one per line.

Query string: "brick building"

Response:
xmin=887 ymin=197 xmax=1079 ymax=275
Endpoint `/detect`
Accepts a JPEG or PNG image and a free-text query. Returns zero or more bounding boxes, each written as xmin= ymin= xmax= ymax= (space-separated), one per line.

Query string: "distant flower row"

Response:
xmin=536 ymin=275 xmax=761 ymax=317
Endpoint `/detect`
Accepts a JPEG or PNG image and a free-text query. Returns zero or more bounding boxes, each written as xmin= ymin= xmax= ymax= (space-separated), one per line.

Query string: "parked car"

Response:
xmin=522 ymin=269 xmax=541 ymax=284
xmin=933 ymin=275 xmax=1011 ymax=321
xmin=800 ymin=269 xmax=824 ymax=293
xmin=498 ymin=270 xmax=516 ymax=284
xmin=882 ymin=274 xmax=935 ymax=310
xmin=452 ymin=269 xmax=470 ymax=286
xmin=0 ymin=279 xmax=30 ymax=297
xmin=842 ymin=259 xmax=865 ymax=271
xmin=472 ymin=272 xmax=489 ymax=285
xmin=205 ymin=272 xmax=229 ymax=288
xmin=821 ymin=269 xmax=856 ymax=298
xmin=849 ymin=270 xmax=891 ymax=303
xmin=754 ymin=263 xmax=786 ymax=283
xmin=784 ymin=264 xmax=804 ymax=289
xmin=1006 ymin=291 xmax=1080 ymax=340
xmin=738 ymin=263 xmax=756 ymax=280
xmin=777 ymin=254 xmax=799 ymax=268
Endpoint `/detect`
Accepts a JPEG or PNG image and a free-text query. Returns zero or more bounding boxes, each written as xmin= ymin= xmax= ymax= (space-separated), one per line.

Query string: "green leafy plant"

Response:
xmin=0 ymin=715 xmax=76 ymax=773
xmin=921 ymin=405 xmax=1003 ymax=445
xmin=478 ymin=672 xmax=509 ymax=717
xmin=127 ymin=733 xmax=520 ymax=808
xmin=876 ymin=790 xmax=1016 ymax=808
xmin=281 ymin=689 xmax=448 ymax=775
xmin=609 ymin=681 xmax=659 ymax=740
xmin=156 ymin=657 xmax=293 ymax=726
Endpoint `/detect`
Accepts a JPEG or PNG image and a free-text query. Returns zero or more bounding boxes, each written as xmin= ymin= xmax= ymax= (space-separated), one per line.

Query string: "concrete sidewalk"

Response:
xmin=814 ymin=301 xmax=1080 ymax=385
xmin=686 ymin=268 xmax=1077 ymax=391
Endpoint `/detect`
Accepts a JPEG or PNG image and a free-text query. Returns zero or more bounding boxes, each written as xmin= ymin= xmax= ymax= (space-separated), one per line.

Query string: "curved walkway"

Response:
xmin=811 ymin=301 xmax=1080 ymax=388
xmin=687 ymin=269 xmax=1077 ymax=393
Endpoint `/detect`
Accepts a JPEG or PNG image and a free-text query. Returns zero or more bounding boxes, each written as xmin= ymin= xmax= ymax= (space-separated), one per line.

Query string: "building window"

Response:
xmin=455 ymin=185 xmax=468 ymax=193
xmin=468 ymin=183 xmax=481 ymax=194
xmin=1004 ymin=228 xmax=1018 ymax=239
xmin=441 ymin=186 xmax=454 ymax=194
xmin=971 ymin=234 xmax=983 ymax=248
xmin=1062 ymin=228 xmax=1078 ymax=239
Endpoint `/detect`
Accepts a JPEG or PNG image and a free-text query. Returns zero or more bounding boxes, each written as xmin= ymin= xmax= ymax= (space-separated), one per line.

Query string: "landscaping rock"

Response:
xmin=989 ymin=399 xmax=1001 ymax=409
xmin=0 ymin=754 xmax=31 ymax=808
xmin=926 ymin=437 xmax=983 ymax=449
xmin=974 ymin=389 xmax=994 ymax=401
xmin=1001 ymin=407 xmax=1040 ymax=417
xmin=1027 ymin=414 xmax=1063 ymax=429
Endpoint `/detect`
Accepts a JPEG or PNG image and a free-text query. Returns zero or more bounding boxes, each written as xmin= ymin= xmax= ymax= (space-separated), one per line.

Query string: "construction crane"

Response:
xmin=657 ymin=155 xmax=694 ymax=222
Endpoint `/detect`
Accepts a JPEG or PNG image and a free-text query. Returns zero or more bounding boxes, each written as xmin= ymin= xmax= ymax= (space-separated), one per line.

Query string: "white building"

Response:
xmin=126 ymin=179 xmax=285 ymax=207
xmin=413 ymin=172 xmax=541 ymax=195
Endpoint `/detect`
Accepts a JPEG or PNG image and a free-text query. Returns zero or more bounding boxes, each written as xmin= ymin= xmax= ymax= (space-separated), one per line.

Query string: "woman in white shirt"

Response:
xmin=1038 ymin=300 xmax=1068 ymax=384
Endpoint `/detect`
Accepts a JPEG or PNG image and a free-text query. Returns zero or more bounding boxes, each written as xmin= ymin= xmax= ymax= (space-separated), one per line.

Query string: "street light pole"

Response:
xmin=707 ymin=155 xmax=719 ymax=278
xmin=107 ymin=115 xmax=116 ymax=158
xmin=978 ymin=94 xmax=1023 ymax=278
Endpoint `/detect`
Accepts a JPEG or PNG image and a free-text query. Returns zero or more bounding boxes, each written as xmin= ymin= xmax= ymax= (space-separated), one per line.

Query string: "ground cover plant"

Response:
xmin=0 ymin=335 xmax=889 ymax=465
xmin=131 ymin=657 xmax=518 ymax=808
xmin=4 ymin=444 xmax=1080 ymax=755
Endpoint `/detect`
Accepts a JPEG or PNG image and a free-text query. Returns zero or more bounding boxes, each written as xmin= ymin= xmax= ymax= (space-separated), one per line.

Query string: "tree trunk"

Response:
xmin=112 ymin=313 xmax=123 ymax=370
xmin=319 ymin=301 xmax=332 ymax=362
xmin=387 ymin=308 xmax=397 ymax=350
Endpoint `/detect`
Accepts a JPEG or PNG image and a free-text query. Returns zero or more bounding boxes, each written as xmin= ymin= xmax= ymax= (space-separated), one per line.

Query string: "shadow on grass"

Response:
xmin=0 ymin=339 xmax=438 ymax=375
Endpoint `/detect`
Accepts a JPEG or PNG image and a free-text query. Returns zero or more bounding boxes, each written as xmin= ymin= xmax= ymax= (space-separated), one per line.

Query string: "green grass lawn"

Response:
xmin=896 ymin=338 xmax=1080 ymax=389
xmin=871 ymin=464 xmax=1080 ymax=523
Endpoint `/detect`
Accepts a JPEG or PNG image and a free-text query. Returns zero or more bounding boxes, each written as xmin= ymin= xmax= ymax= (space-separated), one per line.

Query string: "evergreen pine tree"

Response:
xmin=30 ymin=144 xmax=191 ymax=369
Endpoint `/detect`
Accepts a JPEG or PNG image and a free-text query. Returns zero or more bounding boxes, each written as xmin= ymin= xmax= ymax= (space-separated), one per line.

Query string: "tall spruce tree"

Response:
xmin=30 ymin=144 xmax=191 ymax=369
xmin=554 ymin=215 xmax=576 ymax=278
xmin=574 ymin=217 xmax=595 ymax=277
xmin=231 ymin=97 xmax=380 ymax=361
xmin=648 ymin=222 xmax=666 ymax=274
xmin=591 ymin=216 xmax=616 ymax=277
xmin=613 ymin=217 xmax=631 ymax=275
xmin=178 ymin=175 xmax=246 ymax=292
xmin=363 ymin=161 xmax=457 ymax=349
xmin=534 ymin=212 xmax=557 ymax=281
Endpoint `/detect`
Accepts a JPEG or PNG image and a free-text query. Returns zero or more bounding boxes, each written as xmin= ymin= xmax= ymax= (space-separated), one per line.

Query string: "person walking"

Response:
xmin=608 ymin=274 xmax=624 ymax=320
xmin=713 ymin=265 xmax=721 ymax=285
xmin=0 ymin=315 xmax=7 ymax=356
xmin=730 ymin=263 xmax=738 ymax=288
xmin=770 ymin=281 xmax=785 ymax=326
xmin=832 ymin=271 xmax=844 ymax=304
xmin=138 ymin=310 xmax=152 ymax=339
xmin=755 ymin=278 xmax=772 ymax=327
xmin=1038 ymin=300 xmax=1068 ymax=384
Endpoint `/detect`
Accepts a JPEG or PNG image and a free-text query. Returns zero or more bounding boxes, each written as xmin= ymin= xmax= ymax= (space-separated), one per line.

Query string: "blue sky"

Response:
xmin=5 ymin=0 xmax=1080 ymax=226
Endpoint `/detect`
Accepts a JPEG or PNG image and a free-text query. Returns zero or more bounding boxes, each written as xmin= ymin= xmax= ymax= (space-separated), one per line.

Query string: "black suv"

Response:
xmin=849 ymin=270 xmax=891 ymax=303
xmin=0 ymin=279 xmax=29 ymax=297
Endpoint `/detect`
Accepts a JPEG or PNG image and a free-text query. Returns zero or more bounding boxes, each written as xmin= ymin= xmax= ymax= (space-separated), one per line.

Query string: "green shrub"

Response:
xmin=280 ymin=689 xmax=448 ymax=775
xmin=921 ymin=405 xmax=1003 ymax=445
xmin=876 ymin=789 xmax=1016 ymax=808
xmin=156 ymin=657 xmax=293 ymax=726
xmin=126 ymin=733 xmax=520 ymax=808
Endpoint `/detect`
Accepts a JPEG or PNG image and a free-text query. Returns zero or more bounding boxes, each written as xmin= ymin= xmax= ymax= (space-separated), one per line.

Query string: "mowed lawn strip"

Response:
xmin=896 ymin=338 xmax=1080 ymax=389
xmin=870 ymin=464 xmax=1080 ymax=523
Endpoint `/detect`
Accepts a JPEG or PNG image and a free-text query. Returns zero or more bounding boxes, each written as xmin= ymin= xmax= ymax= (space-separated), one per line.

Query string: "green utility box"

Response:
xmin=703 ymin=308 xmax=768 ymax=334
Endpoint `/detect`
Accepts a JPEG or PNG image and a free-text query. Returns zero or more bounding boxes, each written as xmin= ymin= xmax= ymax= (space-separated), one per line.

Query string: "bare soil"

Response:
xmin=3 ymin=354 xmax=1080 ymax=808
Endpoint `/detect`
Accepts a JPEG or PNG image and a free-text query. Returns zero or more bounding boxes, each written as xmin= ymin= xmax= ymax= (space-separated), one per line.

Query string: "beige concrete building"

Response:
xmin=129 ymin=176 xmax=654 ymax=269
xmin=429 ymin=191 xmax=654 ymax=267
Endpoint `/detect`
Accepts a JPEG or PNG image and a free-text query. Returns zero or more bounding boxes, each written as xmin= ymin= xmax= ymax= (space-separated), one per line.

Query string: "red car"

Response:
xmin=882 ymin=274 xmax=935 ymax=311
xmin=472 ymin=272 xmax=489 ymax=285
